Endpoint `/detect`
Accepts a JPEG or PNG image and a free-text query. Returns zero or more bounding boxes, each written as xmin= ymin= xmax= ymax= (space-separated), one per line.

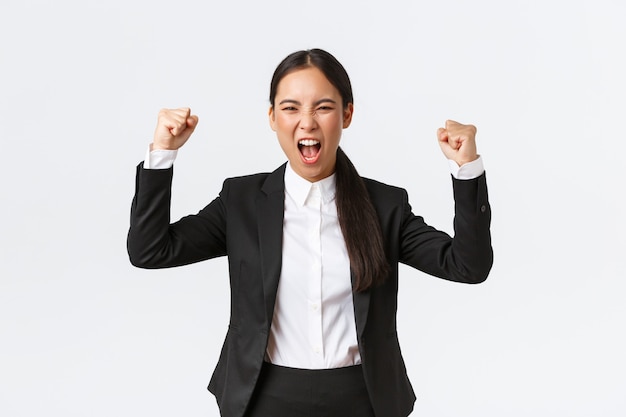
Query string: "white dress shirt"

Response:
xmin=264 ymin=163 xmax=359 ymax=369
xmin=143 ymin=147 xmax=485 ymax=369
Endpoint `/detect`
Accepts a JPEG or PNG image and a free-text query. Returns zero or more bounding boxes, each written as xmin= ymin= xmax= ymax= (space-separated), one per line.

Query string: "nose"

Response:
xmin=299 ymin=109 xmax=318 ymax=130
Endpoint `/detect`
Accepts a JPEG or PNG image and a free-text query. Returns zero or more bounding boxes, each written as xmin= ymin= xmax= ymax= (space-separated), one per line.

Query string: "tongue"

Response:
xmin=301 ymin=145 xmax=319 ymax=158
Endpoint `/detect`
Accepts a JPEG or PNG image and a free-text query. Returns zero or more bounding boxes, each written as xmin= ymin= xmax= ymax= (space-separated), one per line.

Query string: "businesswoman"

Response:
xmin=128 ymin=48 xmax=493 ymax=417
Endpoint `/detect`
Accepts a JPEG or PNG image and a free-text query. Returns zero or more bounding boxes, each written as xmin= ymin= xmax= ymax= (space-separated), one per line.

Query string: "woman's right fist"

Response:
xmin=152 ymin=107 xmax=199 ymax=150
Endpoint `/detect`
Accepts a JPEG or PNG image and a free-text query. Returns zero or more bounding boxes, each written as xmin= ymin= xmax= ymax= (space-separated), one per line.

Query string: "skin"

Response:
xmin=437 ymin=120 xmax=479 ymax=167
xmin=152 ymin=107 xmax=198 ymax=151
xmin=151 ymin=70 xmax=479 ymax=173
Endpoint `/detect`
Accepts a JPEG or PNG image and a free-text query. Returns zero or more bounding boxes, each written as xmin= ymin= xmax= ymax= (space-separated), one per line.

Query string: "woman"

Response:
xmin=128 ymin=48 xmax=492 ymax=417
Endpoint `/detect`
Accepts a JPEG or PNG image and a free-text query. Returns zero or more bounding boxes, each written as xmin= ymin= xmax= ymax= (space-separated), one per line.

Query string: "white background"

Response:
xmin=1 ymin=0 xmax=625 ymax=415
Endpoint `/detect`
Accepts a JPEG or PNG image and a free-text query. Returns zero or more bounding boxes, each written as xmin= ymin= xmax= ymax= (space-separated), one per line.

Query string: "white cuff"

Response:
xmin=143 ymin=147 xmax=178 ymax=169
xmin=448 ymin=156 xmax=485 ymax=180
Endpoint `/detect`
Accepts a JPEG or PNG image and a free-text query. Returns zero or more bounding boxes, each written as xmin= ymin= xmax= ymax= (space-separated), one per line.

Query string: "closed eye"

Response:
xmin=315 ymin=106 xmax=335 ymax=114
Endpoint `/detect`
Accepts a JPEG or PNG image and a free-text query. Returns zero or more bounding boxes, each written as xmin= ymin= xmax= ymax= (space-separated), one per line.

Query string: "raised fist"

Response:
xmin=437 ymin=120 xmax=478 ymax=166
xmin=152 ymin=107 xmax=199 ymax=151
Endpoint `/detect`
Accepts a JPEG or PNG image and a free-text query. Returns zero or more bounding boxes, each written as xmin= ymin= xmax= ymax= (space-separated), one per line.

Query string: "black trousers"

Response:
xmin=244 ymin=362 xmax=376 ymax=417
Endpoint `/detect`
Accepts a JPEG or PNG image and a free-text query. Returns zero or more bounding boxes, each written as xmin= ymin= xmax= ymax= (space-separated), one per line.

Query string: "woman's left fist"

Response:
xmin=437 ymin=120 xmax=478 ymax=166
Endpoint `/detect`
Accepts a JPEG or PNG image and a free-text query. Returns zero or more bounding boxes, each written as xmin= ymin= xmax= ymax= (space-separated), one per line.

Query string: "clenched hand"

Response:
xmin=152 ymin=107 xmax=199 ymax=151
xmin=437 ymin=120 xmax=478 ymax=166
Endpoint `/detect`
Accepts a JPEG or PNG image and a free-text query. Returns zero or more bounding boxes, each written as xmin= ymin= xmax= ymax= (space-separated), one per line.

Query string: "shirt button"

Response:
xmin=312 ymin=303 xmax=319 ymax=311
xmin=314 ymin=346 xmax=321 ymax=354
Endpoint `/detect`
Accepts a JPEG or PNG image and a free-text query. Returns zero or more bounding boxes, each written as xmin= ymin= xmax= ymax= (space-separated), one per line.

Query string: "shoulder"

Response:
xmin=362 ymin=177 xmax=407 ymax=201
xmin=220 ymin=163 xmax=286 ymax=197
xmin=224 ymin=172 xmax=272 ymax=188
xmin=360 ymin=177 xmax=412 ymax=228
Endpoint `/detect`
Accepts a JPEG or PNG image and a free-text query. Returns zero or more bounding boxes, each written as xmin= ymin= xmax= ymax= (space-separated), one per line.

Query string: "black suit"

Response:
xmin=128 ymin=162 xmax=492 ymax=417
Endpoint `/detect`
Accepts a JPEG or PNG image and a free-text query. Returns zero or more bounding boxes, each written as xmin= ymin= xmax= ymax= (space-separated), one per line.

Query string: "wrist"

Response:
xmin=449 ymin=156 xmax=484 ymax=179
xmin=145 ymin=146 xmax=178 ymax=169
xmin=151 ymin=142 xmax=175 ymax=151
xmin=454 ymin=154 xmax=479 ymax=167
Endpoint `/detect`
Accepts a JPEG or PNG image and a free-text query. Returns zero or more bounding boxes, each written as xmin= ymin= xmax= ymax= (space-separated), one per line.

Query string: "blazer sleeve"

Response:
xmin=127 ymin=163 xmax=228 ymax=268
xmin=399 ymin=173 xmax=493 ymax=283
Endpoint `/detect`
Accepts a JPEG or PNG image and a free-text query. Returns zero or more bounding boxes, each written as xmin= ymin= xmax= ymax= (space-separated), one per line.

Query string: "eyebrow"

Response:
xmin=278 ymin=98 xmax=337 ymax=106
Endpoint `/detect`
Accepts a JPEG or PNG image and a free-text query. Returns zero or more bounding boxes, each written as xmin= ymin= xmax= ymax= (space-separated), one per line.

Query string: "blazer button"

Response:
xmin=480 ymin=205 xmax=487 ymax=213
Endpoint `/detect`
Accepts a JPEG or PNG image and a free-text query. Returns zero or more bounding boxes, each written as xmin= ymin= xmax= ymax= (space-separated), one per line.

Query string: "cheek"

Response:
xmin=323 ymin=115 xmax=344 ymax=135
xmin=274 ymin=114 xmax=296 ymax=131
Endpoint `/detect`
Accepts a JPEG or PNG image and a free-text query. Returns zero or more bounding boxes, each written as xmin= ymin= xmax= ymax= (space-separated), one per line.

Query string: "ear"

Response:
xmin=268 ymin=106 xmax=277 ymax=131
xmin=342 ymin=103 xmax=354 ymax=128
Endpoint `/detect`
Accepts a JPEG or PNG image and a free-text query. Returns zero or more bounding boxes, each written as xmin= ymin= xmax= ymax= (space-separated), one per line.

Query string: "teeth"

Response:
xmin=298 ymin=139 xmax=319 ymax=146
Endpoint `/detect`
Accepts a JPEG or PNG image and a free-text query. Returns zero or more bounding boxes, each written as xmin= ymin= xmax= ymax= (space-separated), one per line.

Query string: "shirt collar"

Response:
xmin=284 ymin=162 xmax=337 ymax=207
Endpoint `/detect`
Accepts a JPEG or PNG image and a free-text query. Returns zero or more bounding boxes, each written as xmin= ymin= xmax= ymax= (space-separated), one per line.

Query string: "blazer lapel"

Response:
xmin=351 ymin=271 xmax=371 ymax=340
xmin=255 ymin=163 xmax=373 ymax=340
xmin=257 ymin=164 xmax=287 ymax=326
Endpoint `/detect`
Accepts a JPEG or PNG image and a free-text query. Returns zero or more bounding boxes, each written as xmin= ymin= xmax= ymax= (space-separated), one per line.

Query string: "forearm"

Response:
xmin=447 ymin=173 xmax=493 ymax=283
xmin=127 ymin=163 xmax=176 ymax=267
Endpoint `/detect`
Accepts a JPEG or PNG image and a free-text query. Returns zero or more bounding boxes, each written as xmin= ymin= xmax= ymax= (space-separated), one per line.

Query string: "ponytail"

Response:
xmin=268 ymin=50 xmax=385 ymax=290
xmin=335 ymin=147 xmax=389 ymax=292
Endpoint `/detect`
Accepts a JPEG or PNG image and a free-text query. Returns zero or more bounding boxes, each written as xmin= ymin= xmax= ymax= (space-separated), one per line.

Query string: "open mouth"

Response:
xmin=298 ymin=139 xmax=321 ymax=163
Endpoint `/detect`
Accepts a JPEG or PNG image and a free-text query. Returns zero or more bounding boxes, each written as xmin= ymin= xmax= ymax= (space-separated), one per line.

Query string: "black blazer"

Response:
xmin=128 ymin=162 xmax=493 ymax=417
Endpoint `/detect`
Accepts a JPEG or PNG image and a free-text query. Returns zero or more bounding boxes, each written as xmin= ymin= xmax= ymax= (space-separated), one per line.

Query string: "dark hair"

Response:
xmin=270 ymin=49 xmax=389 ymax=292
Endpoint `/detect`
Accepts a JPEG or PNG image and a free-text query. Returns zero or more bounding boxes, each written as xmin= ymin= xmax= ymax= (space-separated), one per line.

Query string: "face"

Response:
xmin=269 ymin=66 xmax=353 ymax=182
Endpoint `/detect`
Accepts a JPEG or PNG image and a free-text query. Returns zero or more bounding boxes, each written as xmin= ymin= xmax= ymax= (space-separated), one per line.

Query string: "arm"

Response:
xmin=399 ymin=174 xmax=492 ymax=283
xmin=127 ymin=165 xmax=228 ymax=268
xmin=399 ymin=120 xmax=493 ymax=283
xmin=127 ymin=108 xmax=228 ymax=268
